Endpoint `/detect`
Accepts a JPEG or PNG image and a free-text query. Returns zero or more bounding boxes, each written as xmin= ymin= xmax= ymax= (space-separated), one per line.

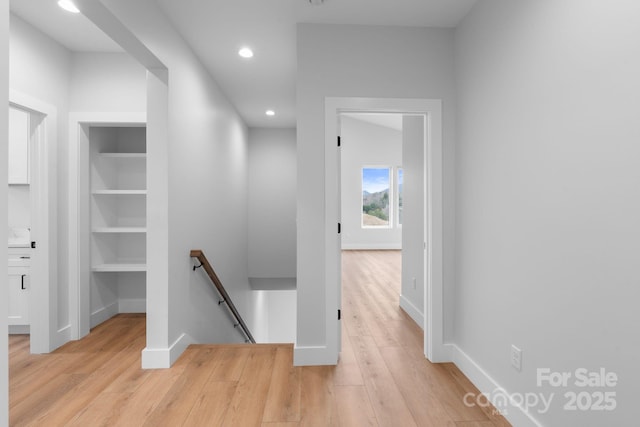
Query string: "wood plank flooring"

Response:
xmin=9 ymin=250 xmax=510 ymax=426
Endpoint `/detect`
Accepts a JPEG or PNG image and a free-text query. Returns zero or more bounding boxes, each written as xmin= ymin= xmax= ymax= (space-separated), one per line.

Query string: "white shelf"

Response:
xmin=92 ymin=189 xmax=147 ymax=195
xmin=99 ymin=152 xmax=146 ymax=159
xmin=88 ymin=126 xmax=147 ymax=317
xmin=92 ymin=227 xmax=147 ymax=233
xmin=92 ymin=263 xmax=147 ymax=272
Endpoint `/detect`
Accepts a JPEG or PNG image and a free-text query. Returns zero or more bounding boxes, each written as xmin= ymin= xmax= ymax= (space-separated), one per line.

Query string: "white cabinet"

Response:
xmin=8 ymin=266 xmax=29 ymax=326
xmin=8 ymin=106 xmax=30 ymax=184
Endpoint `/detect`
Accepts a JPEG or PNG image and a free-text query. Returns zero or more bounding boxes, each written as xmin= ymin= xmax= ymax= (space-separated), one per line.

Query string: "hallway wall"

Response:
xmin=99 ymin=0 xmax=255 ymax=361
xmin=68 ymin=52 xmax=147 ymax=329
xmin=455 ymin=1 xmax=640 ymax=425
xmin=248 ymin=127 xmax=296 ymax=279
xmin=10 ymin=13 xmax=147 ymax=341
xmin=69 ymin=52 xmax=146 ymax=112
xmin=9 ymin=13 xmax=71 ymax=339
xmin=296 ymin=23 xmax=456 ymax=361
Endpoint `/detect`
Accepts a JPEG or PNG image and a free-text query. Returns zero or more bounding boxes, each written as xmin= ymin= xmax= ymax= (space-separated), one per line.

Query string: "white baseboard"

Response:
xmin=90 ymin=302 xmax=119 ymax=328
xmin=8 ymin=325 xmax=30 ymax=334
xmin=399 ymin=295 xmax=424 ymax=329
xmin=293 ymin=345 xmax=337 ymax=366
xmin=341 ymin=243 xmax=402 ymax=250
xmin=142 ymin=332 xmax=195 ymax=369
xmin=451 ymin=344 xmax=542 ymax=427
xmin=53 ymin=324 xmax=72 ymax=350
xmin=119 ymin=298 xmax=146 ymax=313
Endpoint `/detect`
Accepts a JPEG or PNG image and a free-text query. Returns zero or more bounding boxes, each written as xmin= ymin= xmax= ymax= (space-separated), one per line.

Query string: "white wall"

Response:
xmin=88 ymin=127 xmax=117 ymax=324
xmin=9 ymin=15 xmax=70 ymax=107
xmin=9 ymin=13 xmax=70 ymax=339
xmin=69 ymin=53 xmax=146 ymax=332
xmin=454 ymin=1 xmax=640 ymax=425
xmin=1 ymin=0 xmax=9 ymax=423
xmin=252 ymin=289 xmax=296 ymax=344
xmin=248 ymin=127 xmax=296 ymax=279
xmin=98 ymin=0 xmax=255 ymax=363
xmin=70 ymin=52 xmax=146 ymax=113
xmin=296 ymin=24 xmax=456 ymax=357
xmin=340 ymin=116 xmax=402 ymax=250
xmin=10 ymin=13 xmax=147 ymax=343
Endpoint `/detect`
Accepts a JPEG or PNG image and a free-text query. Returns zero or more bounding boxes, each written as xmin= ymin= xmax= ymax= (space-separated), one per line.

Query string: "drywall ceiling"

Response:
xmin=10 ymin=0 xmax=122 ymax=52
xmin=9 ymin=0 xmax=477 ymax=128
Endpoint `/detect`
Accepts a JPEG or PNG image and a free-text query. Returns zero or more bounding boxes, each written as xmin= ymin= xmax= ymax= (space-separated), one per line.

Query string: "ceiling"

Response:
xmin=9 ymin=0 xmax=477 ymax=128
xmin=10 ymin=0 xmax=122 ymax=52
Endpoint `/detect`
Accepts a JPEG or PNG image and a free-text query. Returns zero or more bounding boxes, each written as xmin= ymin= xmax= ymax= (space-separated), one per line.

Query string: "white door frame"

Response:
xmin=8 ymin=90 xmax=58 ymax=353
xmin=68 ymin=112 xmax=146 ymax=339
xmin=325 ymin=97 xmax=449 ymax=363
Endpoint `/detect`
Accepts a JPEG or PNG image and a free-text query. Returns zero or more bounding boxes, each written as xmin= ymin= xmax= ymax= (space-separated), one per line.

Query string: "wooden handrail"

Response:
xmin=190 ymin=249 xmax=256 ymax=343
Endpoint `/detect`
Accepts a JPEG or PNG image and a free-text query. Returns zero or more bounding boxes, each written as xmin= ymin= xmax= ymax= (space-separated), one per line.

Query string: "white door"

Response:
xmin=336 ymin=119 xmax=343 ymax=353
xmin=400 ymin=115 xmax=426 ymax=326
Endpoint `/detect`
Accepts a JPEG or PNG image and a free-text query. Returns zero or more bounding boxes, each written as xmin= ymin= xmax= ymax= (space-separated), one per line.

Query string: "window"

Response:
xmin=397 ymin=167 xmax=403 ymax=226
xmin=362 ymin=167 xmax=391 ymax=227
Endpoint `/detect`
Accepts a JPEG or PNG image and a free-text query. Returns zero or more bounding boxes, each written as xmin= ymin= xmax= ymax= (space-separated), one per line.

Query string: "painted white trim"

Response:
xmin=423 ymin=105 xmax=447 ymax=362
xmin=8 ymin=325 xmax=30 ymax=335
xmin=90 ymin=302 xmax=119 ymax=329
xmin=451 ymin=345 xmax=543 ymax=427
xmin=144 ymin=69 xmax=172 ymax=367
xmin=118 ymin=298 xmax=146 ymax=313
xmin=321 ymin=97 xmax=447 ymax=367
xmin=54 ymin=325 xmax=72 ymax=349
xmin=141 ymin=333 xmax=195 ymax=369
xmin=341 ymin=243 xmax=402 ymax=250
xmin=399 ymin=295 xmax=424 ymax=328
xmin=293 ymin=345 xmax=337 ymax=366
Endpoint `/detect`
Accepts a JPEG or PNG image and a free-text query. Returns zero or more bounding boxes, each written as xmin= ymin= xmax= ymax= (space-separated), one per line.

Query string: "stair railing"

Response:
xmin=190 ymin=249 xmax=256 ymax=343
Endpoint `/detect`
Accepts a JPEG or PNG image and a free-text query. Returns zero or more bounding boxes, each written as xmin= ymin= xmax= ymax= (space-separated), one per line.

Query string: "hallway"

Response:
xmin=9 ymin=251 xmax=508 ymax=426
xmin=339 ymin=250 xmax=509 ymax=426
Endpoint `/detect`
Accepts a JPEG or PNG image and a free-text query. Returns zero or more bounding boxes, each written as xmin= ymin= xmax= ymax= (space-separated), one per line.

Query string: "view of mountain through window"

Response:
xmin=362 ymin=167 xmax=391 ymax=227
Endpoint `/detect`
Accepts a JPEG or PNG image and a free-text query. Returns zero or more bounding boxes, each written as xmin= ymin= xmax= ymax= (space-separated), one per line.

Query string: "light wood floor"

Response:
xmin=9 ymin=250 xmax=510 ymax=426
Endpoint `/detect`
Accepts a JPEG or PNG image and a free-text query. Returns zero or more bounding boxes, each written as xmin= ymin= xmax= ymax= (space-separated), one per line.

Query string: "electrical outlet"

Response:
xmin=412 ymin=277 xmax=417 ymax=289
xmin=511 ymin=345 xmax=522 ymax=371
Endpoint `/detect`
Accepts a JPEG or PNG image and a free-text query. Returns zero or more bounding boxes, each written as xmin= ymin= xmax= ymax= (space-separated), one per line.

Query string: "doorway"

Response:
xmin=68 ymin=112 xmax=147 ymax=340
xmin=325 ymin=97 xmax=447 ymax=363
xmin=338 ymin=112 xmax=407 ymax=358
xmin=8 ymin=91 xmax=58 ymax=354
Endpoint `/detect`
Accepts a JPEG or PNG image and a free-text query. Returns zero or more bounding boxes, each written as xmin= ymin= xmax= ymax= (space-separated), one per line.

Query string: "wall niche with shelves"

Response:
xmin=89 ymin=126 xmax=146 ymax=327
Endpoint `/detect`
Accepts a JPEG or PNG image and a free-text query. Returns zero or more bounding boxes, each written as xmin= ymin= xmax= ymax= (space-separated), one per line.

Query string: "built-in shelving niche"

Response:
xmin=89 ymin=126 xmax=146 ymax=326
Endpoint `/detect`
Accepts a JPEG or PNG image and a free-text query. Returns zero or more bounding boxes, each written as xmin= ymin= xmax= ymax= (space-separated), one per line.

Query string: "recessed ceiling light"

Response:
xmin=309 ymin=0 xmax=325 ymax=4
xmin=58 ymin=0 xmax=80 ymax=13
xmin=238 ymin=47 xmax=254 ymax=59
xmin=265 ymin=110 xmax=275 ymax=116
